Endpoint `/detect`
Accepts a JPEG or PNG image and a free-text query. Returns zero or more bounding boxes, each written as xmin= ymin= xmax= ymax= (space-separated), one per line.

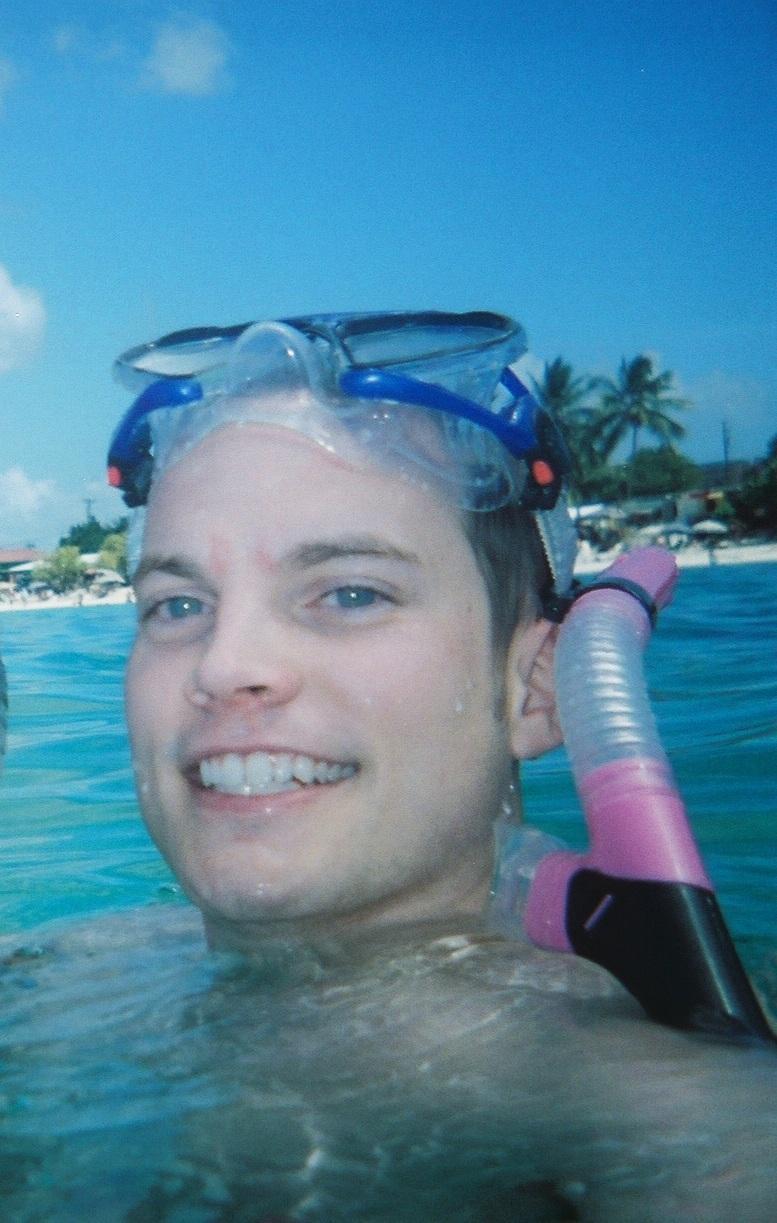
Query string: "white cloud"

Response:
xmin=0 ymin=55 xmax=18 ymax=116
xmin=140 ymin=17 xmax=230 ymax=96
xmin=50 ymin=23 xmax=124 ymax=64
xmin=51 ymin=24 xmax=80 ymax=55
xmin=0 ymin=265 xmax=46 ymax=373
xmin=0 ymin=467 xmax=55 ymax=518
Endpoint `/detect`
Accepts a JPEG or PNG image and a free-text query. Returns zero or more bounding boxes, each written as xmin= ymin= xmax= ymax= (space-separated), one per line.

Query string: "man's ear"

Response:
xmin=505 ymin=618 xmax=563 ymax=760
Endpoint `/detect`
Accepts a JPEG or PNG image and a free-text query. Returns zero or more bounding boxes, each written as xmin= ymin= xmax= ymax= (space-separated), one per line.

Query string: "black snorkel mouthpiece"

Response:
xmin=566 ymin=870 xmax=774 ymax=1043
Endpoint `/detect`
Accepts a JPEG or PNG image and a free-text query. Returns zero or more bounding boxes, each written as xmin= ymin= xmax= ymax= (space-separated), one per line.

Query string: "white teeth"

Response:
xmin=198 ymin=750 xmax=356 ymax=795
xmin=245 ymin=752 xmax=273 ymax=790
xmin=222 ymin=753 xmax=244 ymax=791
xmin=274 ymin=754 xmax=294 ymax=785
xmin=293 ymin=755 xmax=316 ymax=784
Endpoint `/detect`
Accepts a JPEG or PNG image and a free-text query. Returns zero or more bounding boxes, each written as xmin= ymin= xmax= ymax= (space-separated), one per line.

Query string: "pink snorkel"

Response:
xmin=526 ymin=547 xmax=774 ymax=1042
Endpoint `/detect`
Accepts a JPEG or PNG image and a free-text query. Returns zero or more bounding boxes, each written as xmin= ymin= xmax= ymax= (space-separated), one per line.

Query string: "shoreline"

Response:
xmin=573 ymin=540 xmax=777 ymax=575
xmin=0 ymin=587 xmax=135 ymax=615
xmin=1 ymin=543 xmax=775 ymax=615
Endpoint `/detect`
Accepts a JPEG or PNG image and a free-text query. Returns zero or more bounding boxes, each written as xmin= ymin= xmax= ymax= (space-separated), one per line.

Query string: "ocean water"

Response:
xmin=1 ymin=563 xmax=776 ymax=1221
xmin=2 ymin=564 xmax=776 ymax=958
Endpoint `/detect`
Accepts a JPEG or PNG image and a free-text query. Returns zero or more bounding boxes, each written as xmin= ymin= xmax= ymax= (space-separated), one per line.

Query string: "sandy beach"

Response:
xmin=0 ymin=586 xmax=135 ymax=614
xmin=573 ymin=539 xmax=777 ymax=575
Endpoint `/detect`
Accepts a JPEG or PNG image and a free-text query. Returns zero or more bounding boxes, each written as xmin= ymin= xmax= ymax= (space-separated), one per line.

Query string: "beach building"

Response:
xmin=0 ymin=548 xmax=44 ymax=582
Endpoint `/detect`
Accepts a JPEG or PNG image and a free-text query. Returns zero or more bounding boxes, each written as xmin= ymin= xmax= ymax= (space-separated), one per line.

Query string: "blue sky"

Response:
xmin=1 ymin=0 xmax=774 ymax=548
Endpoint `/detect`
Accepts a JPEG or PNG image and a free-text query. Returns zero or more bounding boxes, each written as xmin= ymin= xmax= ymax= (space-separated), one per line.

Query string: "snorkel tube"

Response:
xmin=525 ymin=547 xmax=775 ymax=1043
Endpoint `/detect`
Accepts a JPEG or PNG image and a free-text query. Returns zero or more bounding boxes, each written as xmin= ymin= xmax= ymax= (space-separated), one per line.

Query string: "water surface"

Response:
xmin=1 ymin=564 xmax=776 ymax=1220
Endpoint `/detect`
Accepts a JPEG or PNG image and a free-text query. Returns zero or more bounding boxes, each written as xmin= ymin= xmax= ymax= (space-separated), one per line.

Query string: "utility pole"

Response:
xmin=721 ymin=419 xmax=731 ymax=485
xmin=83 ymin=497 xmax=95 ymax=522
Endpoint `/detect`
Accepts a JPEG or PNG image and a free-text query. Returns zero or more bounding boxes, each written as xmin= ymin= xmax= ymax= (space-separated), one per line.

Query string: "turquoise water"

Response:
xmin=1 ymin=564 xmax=776 ymax=1221
xmin=0 ymin=603 xmax=175 ymax=931
xmin=2 ymin=565 xmax=776 ymax=965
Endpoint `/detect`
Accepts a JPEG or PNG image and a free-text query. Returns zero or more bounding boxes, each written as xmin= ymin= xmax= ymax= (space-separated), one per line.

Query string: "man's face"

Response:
xmin=126 ymin=424 xmax=516 ymax=936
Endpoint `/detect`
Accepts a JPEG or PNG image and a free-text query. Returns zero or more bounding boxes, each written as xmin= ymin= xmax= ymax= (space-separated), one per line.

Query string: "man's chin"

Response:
xmin=180 ymin=864 xmax=332 ymax=928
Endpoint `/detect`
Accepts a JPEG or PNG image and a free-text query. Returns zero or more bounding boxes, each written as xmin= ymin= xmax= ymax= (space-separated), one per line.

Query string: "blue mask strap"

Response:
xmin=108 ymin=378 xmax=203 ymax=507
xmin=340 ymin=366 xmax=570 ymax=510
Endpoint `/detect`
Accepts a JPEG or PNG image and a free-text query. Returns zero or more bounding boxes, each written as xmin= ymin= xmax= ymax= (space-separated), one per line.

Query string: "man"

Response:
xmin=101 ymin=311 xmax=777 ymax=1219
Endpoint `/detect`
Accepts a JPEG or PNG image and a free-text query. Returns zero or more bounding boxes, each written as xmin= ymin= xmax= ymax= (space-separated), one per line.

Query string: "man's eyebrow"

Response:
xmin=283 ymin=536 xmax=421 ymax=569
xmin=132 ymin=555 xmax=211 ymax=587
xmin=132 ymin=540 xmax=421 ymax=586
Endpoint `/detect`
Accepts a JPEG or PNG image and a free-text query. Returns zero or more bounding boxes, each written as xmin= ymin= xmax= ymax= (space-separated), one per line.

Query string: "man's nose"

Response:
xmin=188 ymin=603 xmax=303 ymax=709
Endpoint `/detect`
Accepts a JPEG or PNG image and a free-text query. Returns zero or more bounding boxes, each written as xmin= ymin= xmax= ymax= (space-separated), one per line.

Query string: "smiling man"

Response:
xmin=76 ymin=308 xmax=777 ymax=1220
xmin=115 ymin=313 xmax=572 ymax=948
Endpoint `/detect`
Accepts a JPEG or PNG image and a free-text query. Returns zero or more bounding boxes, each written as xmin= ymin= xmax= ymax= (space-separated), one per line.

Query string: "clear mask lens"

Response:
xmin=147 ymin=319 xmax=526 ymax=513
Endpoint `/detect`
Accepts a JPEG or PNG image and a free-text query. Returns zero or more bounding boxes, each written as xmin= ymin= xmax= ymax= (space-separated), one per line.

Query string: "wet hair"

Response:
xmin=462 ymin=504 xmax=551 ymax=657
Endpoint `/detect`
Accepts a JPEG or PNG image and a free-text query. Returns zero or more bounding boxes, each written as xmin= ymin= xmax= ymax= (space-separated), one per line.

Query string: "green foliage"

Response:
xmin=625 ymin=447 xmax=702 ymax=496
xmin=34 ymin=546 xmax=86 ymax=593
xmin=713 ymin=494 xmax=737 ymax=523
xmin=728 ymin=457 xmax=777 ymax=534
xmin=575 ymin=463 xmax=628 ymax=503
xmin=98 ymin=532 xmax=128 ymax=579
xmin=578 ymin=447 xmax=701 ymax=501
xmin=531 ymin=353 xmax=773 ymax=535
xmin=534 ymin=357 xmax=590 ymax=420
xmin=534 ymin=353 xmax=694 ymax=504
xmin=60 ymin=516 xmax=128 ymax=553
xmin=588 ymin=355 xmax=690 ymax=462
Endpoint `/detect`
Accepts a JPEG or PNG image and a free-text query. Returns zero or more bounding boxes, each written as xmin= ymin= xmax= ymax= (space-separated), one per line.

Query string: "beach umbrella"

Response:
xmin=91 ymin=568 xmax=126 ymax=586
xmin=638 ymin=522 xmax=692 ymax=540
xmin=692 ymin=519 xmax=729 ymax=535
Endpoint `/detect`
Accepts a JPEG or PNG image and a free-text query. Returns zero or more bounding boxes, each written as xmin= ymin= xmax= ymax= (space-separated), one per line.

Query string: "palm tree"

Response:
xmin=534 ymin=356 xmax=589 ymax=422
xmin=533 ymin=357 xmax=598 ymax=500
xmin=589 ymin=355 xmax=689 ymax=463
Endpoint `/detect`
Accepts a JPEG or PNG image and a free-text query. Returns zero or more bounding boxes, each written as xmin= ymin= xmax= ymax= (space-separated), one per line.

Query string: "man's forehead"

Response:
xmin=152 ymin=417 xmax=376 ymax=492
xmin=148 ymin=418 xmax=469 ymax=523
xmin=135 ymin=419 xmax=476 ymax=587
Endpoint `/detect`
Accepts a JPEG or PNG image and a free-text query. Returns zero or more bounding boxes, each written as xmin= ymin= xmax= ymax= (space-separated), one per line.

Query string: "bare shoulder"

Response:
xmin=3 ymin=911 xmax=776 ymax=1220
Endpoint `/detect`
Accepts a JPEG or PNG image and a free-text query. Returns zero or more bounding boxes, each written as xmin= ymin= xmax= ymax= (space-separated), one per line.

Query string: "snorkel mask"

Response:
xmin=108 ymin=311 xmax=577 ymax=602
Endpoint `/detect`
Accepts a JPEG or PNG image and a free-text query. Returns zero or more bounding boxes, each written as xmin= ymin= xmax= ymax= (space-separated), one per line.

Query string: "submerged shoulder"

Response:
xmin=0 ymin=902 xmax=202 ymax=968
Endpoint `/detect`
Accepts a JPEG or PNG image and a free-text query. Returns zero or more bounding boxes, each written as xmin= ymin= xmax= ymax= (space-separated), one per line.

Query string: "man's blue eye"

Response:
xmin=164 ymin=595 xmax=204 ymax=619
xmin=330 ymin=586 xmax=379 ymax=610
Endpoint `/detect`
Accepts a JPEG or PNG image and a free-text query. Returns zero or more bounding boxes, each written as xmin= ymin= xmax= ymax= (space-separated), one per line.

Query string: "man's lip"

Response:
xmin=181 ymin=743 xmax=358 ymax=770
